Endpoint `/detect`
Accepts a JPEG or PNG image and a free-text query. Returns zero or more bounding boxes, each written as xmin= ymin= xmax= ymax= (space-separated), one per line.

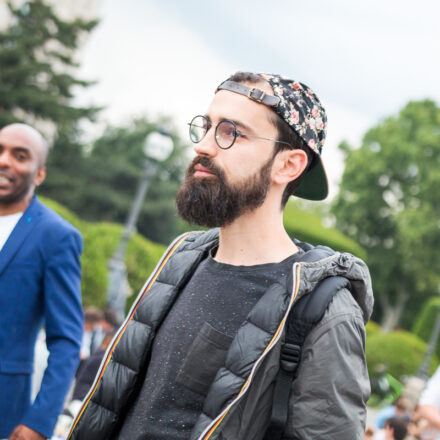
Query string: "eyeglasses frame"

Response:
xmin=188 ymin=115 xmax=292 ymax=150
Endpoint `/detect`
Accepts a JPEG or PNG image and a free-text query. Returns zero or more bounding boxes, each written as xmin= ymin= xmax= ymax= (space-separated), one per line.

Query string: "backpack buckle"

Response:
xmin=280 ymin=342 xmax=301 ymax=372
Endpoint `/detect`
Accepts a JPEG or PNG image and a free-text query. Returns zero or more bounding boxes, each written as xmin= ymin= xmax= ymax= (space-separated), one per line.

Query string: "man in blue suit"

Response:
xmin=0 ymin=124 xmax=84 ymax=439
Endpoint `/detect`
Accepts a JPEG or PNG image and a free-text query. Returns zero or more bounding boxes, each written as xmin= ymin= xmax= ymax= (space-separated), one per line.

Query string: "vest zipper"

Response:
xmin=67 ymin=233 xmax=190 ymax=439
xmin=197 ymin=263 xmax=302 ymax=440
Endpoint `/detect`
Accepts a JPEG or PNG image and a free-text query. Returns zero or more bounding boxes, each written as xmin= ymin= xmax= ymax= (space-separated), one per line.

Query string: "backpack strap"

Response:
xmin=264 ymin=276 xmax=351 ymax=440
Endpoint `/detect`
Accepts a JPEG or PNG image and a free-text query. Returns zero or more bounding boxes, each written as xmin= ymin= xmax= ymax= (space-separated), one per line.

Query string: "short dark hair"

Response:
xmin=84 ymin=306 xmax=103 ymax=324
xmin=227 ymin=71 xmax=314 ymax=207
xmin=385 ymin=417 xmax=408 ymax=440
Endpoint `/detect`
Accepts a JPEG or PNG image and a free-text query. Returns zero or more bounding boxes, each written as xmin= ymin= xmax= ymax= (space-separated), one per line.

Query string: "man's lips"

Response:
xmin=193 ymin=164 xmax=216 ymax=177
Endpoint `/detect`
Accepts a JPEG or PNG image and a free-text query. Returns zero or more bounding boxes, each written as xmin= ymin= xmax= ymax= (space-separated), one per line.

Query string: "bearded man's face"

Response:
xmin=176 ymin=154 xmax=274 ymax=228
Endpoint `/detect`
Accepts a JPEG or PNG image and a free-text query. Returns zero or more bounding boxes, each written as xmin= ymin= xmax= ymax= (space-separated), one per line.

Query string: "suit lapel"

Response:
xmin=0 ymin=196 xmax=43 ymax=277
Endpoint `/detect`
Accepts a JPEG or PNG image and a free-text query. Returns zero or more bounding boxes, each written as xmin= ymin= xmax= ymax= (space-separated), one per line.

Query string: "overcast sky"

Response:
xmin=76 ymin=0 xmax=440 ymax=199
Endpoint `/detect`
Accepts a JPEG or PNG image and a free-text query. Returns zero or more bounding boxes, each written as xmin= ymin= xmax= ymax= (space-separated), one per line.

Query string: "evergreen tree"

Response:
xmin=0 ymin=0 xmax=99 ymax=128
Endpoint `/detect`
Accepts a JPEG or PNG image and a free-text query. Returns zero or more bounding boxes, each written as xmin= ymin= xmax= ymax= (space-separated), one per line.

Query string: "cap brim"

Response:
xmin=293 ymin=155 xmax=328 ymax=201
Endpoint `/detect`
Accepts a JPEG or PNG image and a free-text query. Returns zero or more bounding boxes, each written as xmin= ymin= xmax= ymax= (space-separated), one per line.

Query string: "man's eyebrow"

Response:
xmin=0 ymin=144 xmax=30 ymax=152
xmin=204 ymin=113 xmax=254 ymax=133
xmin=12 ymin=146 xmax=32 ymax=155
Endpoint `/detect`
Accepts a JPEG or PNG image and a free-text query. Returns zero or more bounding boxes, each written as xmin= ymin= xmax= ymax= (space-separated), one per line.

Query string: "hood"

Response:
xmin=294 ymin=239 xmax=374 ymax=324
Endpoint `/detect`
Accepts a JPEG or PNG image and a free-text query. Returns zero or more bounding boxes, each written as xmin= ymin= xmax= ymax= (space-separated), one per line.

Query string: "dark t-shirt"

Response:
xmin=118 ymin=250 xmax=303 ymax=440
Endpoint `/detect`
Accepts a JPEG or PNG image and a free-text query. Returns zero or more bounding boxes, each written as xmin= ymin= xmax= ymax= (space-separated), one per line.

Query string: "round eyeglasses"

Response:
xmin=188 ymin=115 xmax=291 ymax=150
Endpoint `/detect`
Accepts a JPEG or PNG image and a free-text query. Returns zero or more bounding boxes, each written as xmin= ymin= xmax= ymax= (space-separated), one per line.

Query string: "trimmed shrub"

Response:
xmin=283 ymin=202 xmax=365 ymax=259
xmin=366 ymin=321 xmax=382 ymax=338
xmin=40 ymin=196 xmax=84 ymax=230
xmin=413 ymin=296 xmax=440 ymax=359
xmin=39 ymin=196 xmax=165 ymax=309
xmin=367 ymin=330 xmax=438 ymax=379
xmin=80 ymin=222 xmax=165 ymax=309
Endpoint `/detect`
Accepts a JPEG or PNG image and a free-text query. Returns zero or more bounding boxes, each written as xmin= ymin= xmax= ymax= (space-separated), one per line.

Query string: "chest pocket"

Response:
xmin=177 ymin=321 xmax=233 ymax=396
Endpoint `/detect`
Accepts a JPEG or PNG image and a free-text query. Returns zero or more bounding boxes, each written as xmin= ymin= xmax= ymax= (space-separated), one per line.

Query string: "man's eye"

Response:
xmin=15 ymin=153 xmax=28 ymax=161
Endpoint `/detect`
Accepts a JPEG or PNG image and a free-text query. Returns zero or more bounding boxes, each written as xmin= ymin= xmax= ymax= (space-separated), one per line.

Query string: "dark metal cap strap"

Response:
xmin=217 ymin=80 xmax=280 ymax=107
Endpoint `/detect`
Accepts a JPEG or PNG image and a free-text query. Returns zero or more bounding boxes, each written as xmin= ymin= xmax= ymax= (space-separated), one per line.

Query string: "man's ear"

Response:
xmin=272 ymin=149 xmax=307 ymax=186
xmin=34 ymin=166 xmax=46 ymax=187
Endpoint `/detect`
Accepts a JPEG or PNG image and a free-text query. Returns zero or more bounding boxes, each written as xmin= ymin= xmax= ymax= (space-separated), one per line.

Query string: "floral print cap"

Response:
xmin=217 ymin=73 xmax=329 ymax=200
xmin=262 ymin=73 xmax=329 ymax=200
xmin=260 ymin=74 xmax=327 ymax=156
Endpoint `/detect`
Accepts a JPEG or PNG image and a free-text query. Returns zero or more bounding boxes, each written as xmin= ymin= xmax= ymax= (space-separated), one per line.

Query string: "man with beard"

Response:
xmin=68 ymin=73 xmax=373 ymax=440
xmin=0 ymin=124 xmax=83 ymax=440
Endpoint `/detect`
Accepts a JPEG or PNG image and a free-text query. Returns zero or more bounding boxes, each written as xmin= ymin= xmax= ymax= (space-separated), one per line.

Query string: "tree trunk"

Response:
xmin=380 ymin=289 xmax=409 ymax=332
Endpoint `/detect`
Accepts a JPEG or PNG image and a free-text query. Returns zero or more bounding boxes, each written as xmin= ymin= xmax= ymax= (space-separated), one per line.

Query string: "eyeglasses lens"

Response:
xmin=189 ymin=116 xmax=208 ymax=143
xmin=216 ymin=120 xmax=236 ymax=149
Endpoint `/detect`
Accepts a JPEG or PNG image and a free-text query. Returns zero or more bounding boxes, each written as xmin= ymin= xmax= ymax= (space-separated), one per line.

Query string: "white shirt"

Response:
xmin=0 ymin=212 xmax=23 ymax=250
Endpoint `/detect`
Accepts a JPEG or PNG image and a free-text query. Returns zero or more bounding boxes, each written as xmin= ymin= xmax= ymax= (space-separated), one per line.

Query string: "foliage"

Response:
xmin=41 ymin=128 xmax=90 ymax=214
xmin=40 ymin=117 xmax=190 ymax=245
xmin=0 ymin=0 xmax=99 ymax=128
xmin=331 ymin=100 xmax=440 ymax=329
xmin=283 ymin=201 xmax=366 ymax=258
xmin=366 ymin=330 xmax=438 ymax=380
xmin=366 ymin=321 xmax=382 ymax=338
xmin=413 ymin=297 xmax=440 ymax=360
xmin=39 ymin=196 xmax=165 ymax=309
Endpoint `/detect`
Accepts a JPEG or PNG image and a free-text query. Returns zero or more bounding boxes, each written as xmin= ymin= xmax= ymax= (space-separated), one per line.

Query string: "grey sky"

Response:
xmin=76 ymin=0 xmax=440 ymax=199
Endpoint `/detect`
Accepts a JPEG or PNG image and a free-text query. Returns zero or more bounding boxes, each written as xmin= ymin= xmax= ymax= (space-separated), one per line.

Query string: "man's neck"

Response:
xmin=0 ymin=194 xmax=33 ymax=216
xmin=214 ymin=197 xmax=298 ymax=266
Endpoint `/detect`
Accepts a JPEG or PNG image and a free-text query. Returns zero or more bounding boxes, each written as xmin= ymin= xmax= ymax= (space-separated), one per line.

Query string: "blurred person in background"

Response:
xmin=383 ymin=417 xmax=408 ymax=440
xmin=52 ymin=331 xmax=116 ymax=439
xmin=72 ymin=330 xmax=116 ymax=403
xmin=79 ymin=307 xmax=103 ymax=361
xmin=0 ymin=124 xmax=83 ymax=440
xmin=376 ymin=396 xmax=411 ymax=429
xmin=365 ymin=427 xmax=376 ymax=439
xmin=412 ymin=366 xmax=440 ymax=439
xmin=372 ymin=416 xmax=408 ymax=440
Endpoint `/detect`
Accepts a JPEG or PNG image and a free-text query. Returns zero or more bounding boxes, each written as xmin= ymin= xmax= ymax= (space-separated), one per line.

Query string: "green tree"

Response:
xmin=332 ymin=100 xmax=440 ymax=330
xmin=0 ymin=0 xmax=99 ymax=128
xmin=41 ymin=128 xmax=90 ymax=214
xmin=41 ymin=117 xmax=190 ymax=245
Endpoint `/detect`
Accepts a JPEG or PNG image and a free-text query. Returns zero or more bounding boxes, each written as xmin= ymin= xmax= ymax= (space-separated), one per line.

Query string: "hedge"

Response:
xmin=413 ymin=296 xmax=440 ymax=359
xmin=283 ymin=202 xmax=365 ymax=259
xmin=366 ymin=321 xmax=382 ymax=338
xmin=367 ymin=330 xmax=438 ymax=379
xmin=40 ymin=196 xmax=165 ymax=310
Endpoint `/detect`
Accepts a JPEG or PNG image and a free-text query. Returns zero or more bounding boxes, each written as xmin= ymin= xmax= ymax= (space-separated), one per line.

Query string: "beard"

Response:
xmin=0 ymin=169 xmax=34 ymax=205
xmin=176 ymin=155 xmax=274 ymax=228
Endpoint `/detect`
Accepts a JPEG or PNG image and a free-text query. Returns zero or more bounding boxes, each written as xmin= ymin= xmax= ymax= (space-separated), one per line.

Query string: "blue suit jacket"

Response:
xmin=0 ymin=196 xmax=84 ymax=438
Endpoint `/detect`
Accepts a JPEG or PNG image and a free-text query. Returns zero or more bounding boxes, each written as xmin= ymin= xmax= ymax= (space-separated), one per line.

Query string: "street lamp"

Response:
xmin=418 ymin=285 xmax=440 ymax=380
xmin=106 ymin=128 xmax=174 ymax=324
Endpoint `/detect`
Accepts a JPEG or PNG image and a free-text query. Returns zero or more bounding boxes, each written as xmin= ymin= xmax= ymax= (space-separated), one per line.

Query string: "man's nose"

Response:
xmin=0 ymin=150 xmax=11 ymax=167
xmin=193 ymin=128 xmax=219 ymax=158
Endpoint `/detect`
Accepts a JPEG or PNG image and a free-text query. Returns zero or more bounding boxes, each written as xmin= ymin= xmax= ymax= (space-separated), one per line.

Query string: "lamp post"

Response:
xmin=418 ymin=286 xmax=440 ymax=381
xmin=106 ymin=128 xmax=174 ymax=323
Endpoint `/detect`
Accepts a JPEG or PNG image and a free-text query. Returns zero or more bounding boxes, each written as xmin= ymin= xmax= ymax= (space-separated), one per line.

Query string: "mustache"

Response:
xmin=187 ymin=156 xmax=223 ymax=178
